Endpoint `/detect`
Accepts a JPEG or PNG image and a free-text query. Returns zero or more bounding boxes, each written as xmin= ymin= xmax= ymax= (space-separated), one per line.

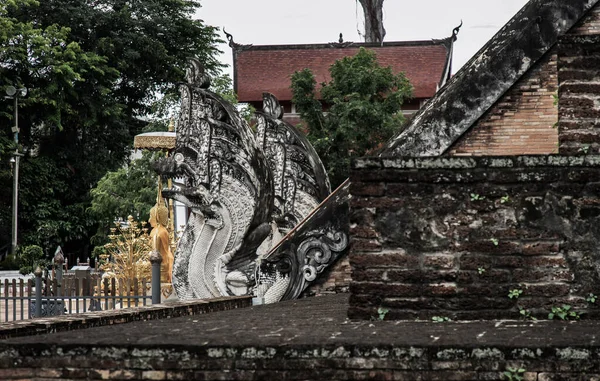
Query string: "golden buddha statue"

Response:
xmin=149 ymin=195 xmax=174 ymax=283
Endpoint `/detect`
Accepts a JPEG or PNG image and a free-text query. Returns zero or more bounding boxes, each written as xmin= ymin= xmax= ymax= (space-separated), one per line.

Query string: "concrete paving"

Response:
xmin=3 ymin=293 xmax=600 ymax=349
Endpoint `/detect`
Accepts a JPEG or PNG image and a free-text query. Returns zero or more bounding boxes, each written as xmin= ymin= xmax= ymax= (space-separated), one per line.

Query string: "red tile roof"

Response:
xmin=233 ymin=40 xmax=453 ymax=103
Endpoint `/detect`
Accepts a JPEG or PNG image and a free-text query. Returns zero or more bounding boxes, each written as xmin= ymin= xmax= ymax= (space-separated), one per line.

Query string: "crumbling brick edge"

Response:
xmin=1 ymin=342 xmax=599 ymax=380
xmin=0 ymin=296 xmax=251 ymax=340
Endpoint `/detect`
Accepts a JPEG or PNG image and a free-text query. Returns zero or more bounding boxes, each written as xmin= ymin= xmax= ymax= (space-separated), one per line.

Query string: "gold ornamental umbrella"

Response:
xmin=133 ymin=121 xmax=177 ymax=249
xmin=133 ymin=119 xmax=177 ymax=170
xmin=133 ymin=128 xmax=176 ymax=152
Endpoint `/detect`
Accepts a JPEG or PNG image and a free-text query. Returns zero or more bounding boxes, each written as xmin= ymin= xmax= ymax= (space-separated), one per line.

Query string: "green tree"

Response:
xmin=291 ymin=47 xmax=412 ymax=188
xmin=0 ymin=0 xmax=116 ymax=254
xmin=17 ymin=245 xmax=47 ymax=275
xmin=211 ymin=73 xmax=255 ymax=122
xmin=0 ymin=0 xmax=222 ymax=259
xmin=88 ymin=151 xmax=161 ymax=245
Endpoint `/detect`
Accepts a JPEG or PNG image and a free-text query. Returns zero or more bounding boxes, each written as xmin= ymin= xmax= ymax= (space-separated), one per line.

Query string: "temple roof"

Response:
xmin=382 ymin=0 xmax=600 ymax=157
xmin=230 ymin=35 xmax=458 ymax=103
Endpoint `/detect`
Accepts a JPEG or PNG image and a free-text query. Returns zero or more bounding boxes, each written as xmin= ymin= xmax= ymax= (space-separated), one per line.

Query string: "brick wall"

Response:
xmin=448 ymin=52 xmax=559 ymax=156
xmin=4 ymin=342 xmax=600 ymax=380
xmin=302 ymin=256 xmax=351 ymax=297
xmin=568 ymin=2 xmax=600 ymax=35
xmin=448 ymin=2 xmax=600 ymax=157
xmin=3 ymin=293 xmax=600 ymax=380
xmin=558 ymin=4 xmax=600 ymax=154
xmin=349 ymin=156 xmax=600 ymax=320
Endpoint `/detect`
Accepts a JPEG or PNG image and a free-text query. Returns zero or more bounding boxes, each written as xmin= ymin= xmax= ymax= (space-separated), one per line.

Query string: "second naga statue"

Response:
xmin=155 ymin=59 xmax=348 ymax=303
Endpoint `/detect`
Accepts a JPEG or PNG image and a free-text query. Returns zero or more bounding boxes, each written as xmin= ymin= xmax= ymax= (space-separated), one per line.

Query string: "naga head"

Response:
xmin=186 ymin=57 xmax=211 ymax=88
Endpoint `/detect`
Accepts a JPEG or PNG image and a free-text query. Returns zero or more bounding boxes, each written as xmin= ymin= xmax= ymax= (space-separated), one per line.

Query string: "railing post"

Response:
xmin=149 ymin=250 xmax=162 ymax=305
xmin=54 ymin=249 xmax=64 ymax=297
xmin=34 ymin=265 xmax=42 ymax=318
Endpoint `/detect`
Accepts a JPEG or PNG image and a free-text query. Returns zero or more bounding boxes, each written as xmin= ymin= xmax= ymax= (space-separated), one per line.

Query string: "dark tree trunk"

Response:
xmin=358 ymin=0 xmax=385 ymax=44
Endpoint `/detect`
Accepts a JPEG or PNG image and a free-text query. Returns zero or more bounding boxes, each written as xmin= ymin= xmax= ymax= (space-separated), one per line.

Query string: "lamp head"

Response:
xmin=5 ymin=86 xmax=16 ymax=97
xmin=5 ymin=86 xmax=27 ymax=97
xmin=9 ymin=157 xmax=15 ymax=163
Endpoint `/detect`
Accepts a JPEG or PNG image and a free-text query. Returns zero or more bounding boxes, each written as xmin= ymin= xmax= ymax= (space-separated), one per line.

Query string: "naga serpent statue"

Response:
xmin=156 ymin=59 xmax=348 ymax=303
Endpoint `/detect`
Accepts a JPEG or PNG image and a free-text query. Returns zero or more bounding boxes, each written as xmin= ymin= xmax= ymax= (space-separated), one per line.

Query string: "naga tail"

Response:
xmin=252 ymin=93 xmax=348 ymax=303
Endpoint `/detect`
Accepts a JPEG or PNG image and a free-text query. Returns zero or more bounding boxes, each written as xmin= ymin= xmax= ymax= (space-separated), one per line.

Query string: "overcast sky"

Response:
xmin=197 ymin=0 xmax=529 ymax=77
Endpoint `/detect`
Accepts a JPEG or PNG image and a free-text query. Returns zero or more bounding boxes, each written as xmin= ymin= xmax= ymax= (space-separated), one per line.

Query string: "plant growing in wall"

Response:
xmin=377 ymin=307 xmax=389 ymax=320
xmin=370 ymin=306 xmax=390 ymax=321
xmin=548 ymin=305 xmax=580 ymax=320
xmin=579 ymin=145 xmax=590 ymax=154
xmin=518 ymin=307 xmax=536 ymax=321
xmin=587 ymin=293 xmax=597 ymax=304
xmin=508 ymin=289 xmax=523 ymax=299
xmin=470 ymin=193 xmax=485 ymax=201
xmin=503 ymin=366 xmax=526 ymax=381
xmin=507 ymin=288 xmax=537 ymax=320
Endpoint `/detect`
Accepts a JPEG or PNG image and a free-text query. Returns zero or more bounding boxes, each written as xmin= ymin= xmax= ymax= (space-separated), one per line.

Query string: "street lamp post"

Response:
xmin=6 ymin=86 xmax=27 ymax=256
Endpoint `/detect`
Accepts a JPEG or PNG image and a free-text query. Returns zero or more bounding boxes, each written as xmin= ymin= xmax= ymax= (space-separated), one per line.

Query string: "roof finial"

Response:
xmin=224 ymin=27 xmax=235 ymax=48
xmin=168 ymin=118 xmax=175 ymax=132
xmin=452 ymin=20 xmax=463 ymax=41
xmin=223 ymin=27 xmax=253 ymax=52
xmin=339 ymin=33 xmax=344 ymax=43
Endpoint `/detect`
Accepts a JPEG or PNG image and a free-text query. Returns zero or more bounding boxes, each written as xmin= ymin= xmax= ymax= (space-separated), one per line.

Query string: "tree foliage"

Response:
xmin=17 ymin=244 xmax=47 ymax=275
xmin=291 ymin=47 xmax=412 ymax=188
xmin=211 ymin=73 xmax=254 ymax=122
xmin=0 ymin=0 xmax=222 ymax=259
xmin=88 ymin=151 xmax=161 ymax=244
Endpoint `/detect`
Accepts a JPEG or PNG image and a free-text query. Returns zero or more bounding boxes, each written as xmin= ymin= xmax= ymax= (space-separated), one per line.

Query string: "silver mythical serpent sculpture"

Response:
xmin=156 ymin=59 xmax=348 ymax=302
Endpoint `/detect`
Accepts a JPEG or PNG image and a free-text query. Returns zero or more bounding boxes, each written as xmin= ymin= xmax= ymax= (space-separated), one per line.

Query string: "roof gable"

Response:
xmin=231 ymin=39 xmax=454 ymax=103
xmin=382 ymin=0 xmax=600 ymax=157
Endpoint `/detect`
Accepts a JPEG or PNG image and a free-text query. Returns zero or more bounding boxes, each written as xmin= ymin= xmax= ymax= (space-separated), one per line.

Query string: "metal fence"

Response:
xmin=0 ymin=250 xmax=163 ymax=323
